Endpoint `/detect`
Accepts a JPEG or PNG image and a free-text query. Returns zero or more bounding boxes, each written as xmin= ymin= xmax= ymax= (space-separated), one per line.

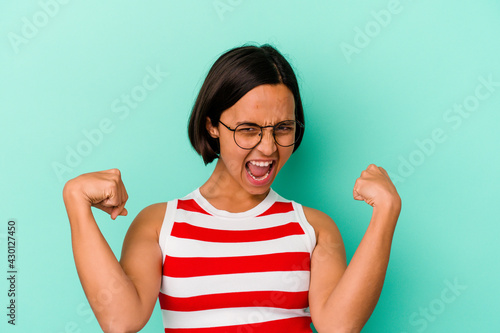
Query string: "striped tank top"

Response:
xmin=158 ymin=188 xmax=316 ymax=332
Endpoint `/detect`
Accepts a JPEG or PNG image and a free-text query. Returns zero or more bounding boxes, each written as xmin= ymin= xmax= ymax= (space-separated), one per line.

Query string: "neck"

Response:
xmin=199 ymin=159 xmax=270 ymax=213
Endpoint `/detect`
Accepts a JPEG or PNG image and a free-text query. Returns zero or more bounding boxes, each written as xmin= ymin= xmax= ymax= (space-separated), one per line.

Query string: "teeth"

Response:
xmin=249 ymin=169 xmax=271 ymax=181
xmin=246 ymin=160 xmax=274 ymax=182
xmin=249 ymin=160 xmax=273 ymax=167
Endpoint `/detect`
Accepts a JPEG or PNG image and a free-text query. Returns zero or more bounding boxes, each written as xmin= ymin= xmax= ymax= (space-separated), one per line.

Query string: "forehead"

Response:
xmin=222 ymin=84 xmax=295 ymax=123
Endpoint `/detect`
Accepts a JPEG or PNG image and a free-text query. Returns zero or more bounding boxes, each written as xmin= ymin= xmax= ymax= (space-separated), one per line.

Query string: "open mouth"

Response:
xmin=245 ymin=160 xmax=275 ymax=183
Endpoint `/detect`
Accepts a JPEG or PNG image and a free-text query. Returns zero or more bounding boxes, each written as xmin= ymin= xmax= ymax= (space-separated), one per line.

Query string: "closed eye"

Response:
xmin=236 ymin=124 xmax=260 ymax=134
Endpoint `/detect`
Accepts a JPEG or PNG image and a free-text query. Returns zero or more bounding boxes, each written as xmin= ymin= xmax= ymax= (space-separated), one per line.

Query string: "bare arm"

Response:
xmin=63 ymin=169 xmax=163 ymax=333
xmin=308 ymin=164 xmax=401 ymax=333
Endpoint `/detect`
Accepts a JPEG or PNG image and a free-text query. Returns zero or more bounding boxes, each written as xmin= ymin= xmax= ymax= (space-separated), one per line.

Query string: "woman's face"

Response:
xmin=207 ymin=84 xmax=296 ymax=196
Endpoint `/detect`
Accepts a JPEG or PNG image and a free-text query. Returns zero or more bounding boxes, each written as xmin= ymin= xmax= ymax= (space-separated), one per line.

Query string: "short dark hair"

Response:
xmin=188 ymin=44 xmax=305 ymax=164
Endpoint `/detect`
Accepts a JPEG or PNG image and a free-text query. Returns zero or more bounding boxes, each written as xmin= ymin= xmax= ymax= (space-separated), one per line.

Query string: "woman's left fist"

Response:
xmin=353 ymin=164 xmax=401 ymax=210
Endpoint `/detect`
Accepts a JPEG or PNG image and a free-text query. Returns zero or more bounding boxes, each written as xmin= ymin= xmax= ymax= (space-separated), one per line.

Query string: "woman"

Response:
xmin=63 ymin=45 xmax=401 ymax=332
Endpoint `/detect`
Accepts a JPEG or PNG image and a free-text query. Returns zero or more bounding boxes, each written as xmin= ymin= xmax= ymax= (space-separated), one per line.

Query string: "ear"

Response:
xmin=206 ymin=117 xmax=219 ymax=138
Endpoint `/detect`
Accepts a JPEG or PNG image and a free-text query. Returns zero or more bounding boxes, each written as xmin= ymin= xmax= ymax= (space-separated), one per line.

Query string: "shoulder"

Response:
xmin=136 ymin=202 xmax=167 ymax=219
xmin=127 ymin=202 xmax=168 ymax=242
xmin=302 ymin=206 xmax=343 ymax=247
xmin=302 ymin=205 xmax=333 ymax=224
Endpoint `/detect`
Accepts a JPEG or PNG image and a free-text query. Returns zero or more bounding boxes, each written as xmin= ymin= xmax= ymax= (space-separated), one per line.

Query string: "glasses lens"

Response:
xmin=274 ymin=121 xmax=298 ymax=147
xmin=235 ymin=124 xmax=262 ymax=149
xmin=233 ymin=121 xmax=301 ymax=149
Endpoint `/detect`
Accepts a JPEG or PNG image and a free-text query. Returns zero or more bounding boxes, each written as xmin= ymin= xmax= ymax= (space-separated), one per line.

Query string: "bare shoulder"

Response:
xmin=120 ymin=202 xmax=167 ymax=272
xmin=135 ymin=202 xmax=167 ymax=221
xmin=302 ymin=206 xmax=343 ymax=244
xmin=118 ymin=203 xmax=167 ymax=319
xmin=129 ymin=202 xmax=167 ymax=239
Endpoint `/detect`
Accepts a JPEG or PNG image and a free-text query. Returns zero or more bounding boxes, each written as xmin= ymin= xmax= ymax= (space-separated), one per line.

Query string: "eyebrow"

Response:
xmin=234 ymin=120 xmax=295 ymax=126
xmin=234 ymin=121 xmax=259 ymax=126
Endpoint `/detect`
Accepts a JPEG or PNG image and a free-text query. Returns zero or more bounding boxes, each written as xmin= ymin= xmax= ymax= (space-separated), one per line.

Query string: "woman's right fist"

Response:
xmin=63 ymin=169 xmax=128 ymax=220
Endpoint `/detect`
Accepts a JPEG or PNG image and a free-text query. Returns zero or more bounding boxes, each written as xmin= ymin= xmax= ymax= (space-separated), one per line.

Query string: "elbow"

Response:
xmin=99 ymin=322 xmax=130 ymax=333
xmin=313 ymin=323 xmax=362 ymax=333
xmin=92 ymin=294 xmax=152 ymax=333
xmin=100 ymin=324 xmax=142 ymax=333
xmin=311 ymin=312 xmax=363 ymax=333
xmin=98 ymin=316 xmax=147 ymax=333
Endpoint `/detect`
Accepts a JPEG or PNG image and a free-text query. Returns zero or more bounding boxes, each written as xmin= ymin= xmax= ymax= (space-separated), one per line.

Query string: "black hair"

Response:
xmin=188 ymin=44 xmax=305 ymax=164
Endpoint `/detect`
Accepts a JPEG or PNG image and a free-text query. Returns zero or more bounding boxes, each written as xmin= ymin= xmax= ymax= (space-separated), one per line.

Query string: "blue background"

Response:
xmin=1 ymin=1 xmax=499 ymax=332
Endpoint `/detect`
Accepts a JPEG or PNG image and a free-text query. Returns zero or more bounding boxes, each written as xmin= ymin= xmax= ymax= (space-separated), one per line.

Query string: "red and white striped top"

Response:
xmin=158 ymin=188 xmax=316 ymax=332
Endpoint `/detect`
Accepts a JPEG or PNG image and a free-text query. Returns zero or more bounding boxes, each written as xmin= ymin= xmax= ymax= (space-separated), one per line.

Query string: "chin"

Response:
xmin=246 ymin=186 xmax=271 ymax=196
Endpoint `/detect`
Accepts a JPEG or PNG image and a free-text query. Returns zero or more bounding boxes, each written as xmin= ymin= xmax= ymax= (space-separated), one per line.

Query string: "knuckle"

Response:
xmin=110 ymin=168 xmax=121 ymax=175
xmin=106 ymin=179 xmax=118 ymax=190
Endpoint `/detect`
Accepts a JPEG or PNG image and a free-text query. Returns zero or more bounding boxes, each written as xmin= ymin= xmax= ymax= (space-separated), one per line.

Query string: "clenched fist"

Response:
xmin=353 ymin=164 xmax=401 ymax=211
xmin=63 ymin=168 xmax=129 ymax=220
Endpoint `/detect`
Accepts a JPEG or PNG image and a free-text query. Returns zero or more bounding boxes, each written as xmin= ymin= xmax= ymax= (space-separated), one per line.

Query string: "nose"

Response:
xmin=255 ymin=128 xmax=277 ymax=155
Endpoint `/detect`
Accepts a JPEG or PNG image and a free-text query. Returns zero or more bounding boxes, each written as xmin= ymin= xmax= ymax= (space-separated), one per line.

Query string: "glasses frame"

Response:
xmin=218 ymin=120 xmax=304 ymax=150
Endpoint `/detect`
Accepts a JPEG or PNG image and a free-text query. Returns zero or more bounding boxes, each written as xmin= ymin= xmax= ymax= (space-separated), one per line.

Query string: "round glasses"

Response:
xmin=218 ymin=120 xmax=304 ymax=150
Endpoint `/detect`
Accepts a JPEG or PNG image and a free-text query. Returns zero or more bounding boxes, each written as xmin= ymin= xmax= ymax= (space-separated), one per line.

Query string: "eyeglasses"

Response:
xmin=218 ymin=120 xmax=304 ymax=150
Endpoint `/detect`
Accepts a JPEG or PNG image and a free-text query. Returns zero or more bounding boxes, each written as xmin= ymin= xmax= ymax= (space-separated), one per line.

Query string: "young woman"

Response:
xmin=63 ymin=45 xmax=401 ymax=333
